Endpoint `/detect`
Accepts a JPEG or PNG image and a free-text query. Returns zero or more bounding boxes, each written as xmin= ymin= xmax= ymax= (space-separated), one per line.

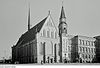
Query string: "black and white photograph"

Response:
xmin=0 ymin=0 xmax=100 ymax=67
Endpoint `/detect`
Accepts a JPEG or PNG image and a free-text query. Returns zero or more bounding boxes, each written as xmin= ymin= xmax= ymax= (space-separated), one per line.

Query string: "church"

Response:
xmin=12 ymin=4 xmax=96 ymax=64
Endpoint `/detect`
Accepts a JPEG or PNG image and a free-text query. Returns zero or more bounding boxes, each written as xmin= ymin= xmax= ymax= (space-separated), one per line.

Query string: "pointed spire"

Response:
xmin=60 ymin=2 xmax=66 ymax=19
xmin=28 ymin=2 xmax=30 ymax=31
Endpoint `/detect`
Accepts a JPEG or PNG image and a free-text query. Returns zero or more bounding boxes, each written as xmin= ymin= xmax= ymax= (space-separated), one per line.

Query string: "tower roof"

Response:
xmin=60 ymin=6 xmax=66 ymax=18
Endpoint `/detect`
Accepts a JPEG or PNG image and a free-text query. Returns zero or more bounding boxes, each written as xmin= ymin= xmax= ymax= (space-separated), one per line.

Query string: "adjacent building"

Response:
xmin=72 ymin=35 xmax=96 ymax=63
xmin=94 ymin=36 xmax=100 ymax=63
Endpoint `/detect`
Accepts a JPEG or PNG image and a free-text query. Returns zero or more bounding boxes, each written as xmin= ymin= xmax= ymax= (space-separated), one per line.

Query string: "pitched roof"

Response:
xmin=16 ymin=17 xmax=47 ymax=46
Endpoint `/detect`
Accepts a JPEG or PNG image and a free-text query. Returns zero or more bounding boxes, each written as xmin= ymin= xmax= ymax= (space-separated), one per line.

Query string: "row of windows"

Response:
xmin=42 ymin=29 xmax=57 ymax=39
xmin=81 ymin=54 xmax=94 ymax=59
xmin=79 ymin=39 xmax=94 ymax=46
xmin=63 ymin=39 xmax=72 ymax=46
xmin=79 ymin=47 xmax=95 ymax=53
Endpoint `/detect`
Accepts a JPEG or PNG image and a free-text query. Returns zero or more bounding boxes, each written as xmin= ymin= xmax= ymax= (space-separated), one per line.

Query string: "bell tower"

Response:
xmin=59 ymin=6 xmax=67 ymax=35
xmin=58 ymin=5 xmax=67 ymax=62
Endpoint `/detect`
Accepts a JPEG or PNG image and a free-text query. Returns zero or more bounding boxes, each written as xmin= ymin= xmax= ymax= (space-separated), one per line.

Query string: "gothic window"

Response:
xmin=47 ymin=31 xmax=50 ymax=38
xmin=43 ymin=29 xmax=46 ymax=37
xmin=55 ymin=32 xmax=57 ymax=39
xmin=51 ymin=31 xmax=54 ymax=38
xmin=40 ymin=42 xmax=43 ymax=55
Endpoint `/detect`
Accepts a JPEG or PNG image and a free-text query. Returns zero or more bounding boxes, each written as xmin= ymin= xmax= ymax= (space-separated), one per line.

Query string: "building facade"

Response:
xmin=12 ymin=5 xmax=96 ymax=64
xmin=12 ymin=10 xmax=59 ymax=64
xmin=72 ymin=35 xmax=96 ymax=63
xmin=94 ymin=36 xmax=100 ymax=63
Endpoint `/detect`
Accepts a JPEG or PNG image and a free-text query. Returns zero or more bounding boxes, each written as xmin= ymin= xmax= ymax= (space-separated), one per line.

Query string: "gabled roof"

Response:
xmin=16 ymin=17 xmax=47 ymax=46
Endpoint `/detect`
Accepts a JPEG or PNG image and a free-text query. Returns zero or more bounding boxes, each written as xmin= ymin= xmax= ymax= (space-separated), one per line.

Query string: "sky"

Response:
xmin=0 ymin=0 xmax=100 ymax=59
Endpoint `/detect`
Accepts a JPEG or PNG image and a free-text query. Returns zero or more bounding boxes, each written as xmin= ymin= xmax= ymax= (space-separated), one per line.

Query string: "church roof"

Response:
xmin=16 ymin=17 xmax=47 ymax=46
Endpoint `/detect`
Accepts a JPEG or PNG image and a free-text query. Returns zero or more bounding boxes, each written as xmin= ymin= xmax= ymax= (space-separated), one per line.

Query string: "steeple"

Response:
xmin=28 ymin=3 xmax=30 ymax=31
xmin=60 ymin=6 xmax=66 ymax=19
xmin=58 ymin=2 xmax=68 ymax=63
xmin=58 ymin=2 xmax=67 ymax=35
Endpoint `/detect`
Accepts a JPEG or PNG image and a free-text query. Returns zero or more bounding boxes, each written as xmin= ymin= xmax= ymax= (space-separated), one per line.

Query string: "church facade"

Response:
xmin=12 ymin=5 xmax=96 ymax=64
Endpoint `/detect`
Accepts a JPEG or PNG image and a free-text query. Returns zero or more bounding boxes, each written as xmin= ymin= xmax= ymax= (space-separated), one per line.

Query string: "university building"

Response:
xmin=12 ymin=4 xmax=96 ymax=64
xmin=72 ymin=35 xmax=95 ymax=63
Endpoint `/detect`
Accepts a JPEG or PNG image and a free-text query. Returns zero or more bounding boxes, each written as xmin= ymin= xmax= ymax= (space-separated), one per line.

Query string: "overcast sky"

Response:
xmin=0 ymin=0 xmax=100 ymax=59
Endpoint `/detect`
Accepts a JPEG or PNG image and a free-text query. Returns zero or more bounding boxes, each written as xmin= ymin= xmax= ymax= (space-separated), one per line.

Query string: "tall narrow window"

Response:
xmin=86 ymin=47 xmax=88 ymax=53
xmin=86 ymin=41 xmax=87 ymax=45
xmin=55 ymin=32 xmax=57 ymax=39
xmin=47 ymin=31 xmax=50 ymax=38
xmin=51 ymin=31 xmax=54 ymax=38
xmin=88 ymin=41 xmax=90 ymax=45
xmin=83 ymin=47 xmax=84 ymax=53
xmin=83 ymin=40 xmax=84 ymax=45
xmin=43 ymin=29 xmax=46 ymax=37
xmin=79 ymin=39 xmax=81 ymax=45
xmin=80 ymin=47 xmax=82 ymax=52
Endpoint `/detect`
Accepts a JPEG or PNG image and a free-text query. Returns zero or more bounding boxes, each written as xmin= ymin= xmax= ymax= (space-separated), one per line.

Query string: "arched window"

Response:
xmin=40 ymin=42 xmax=43 ymax=55
xmin=43 ymin=29 xmax=46 ymax=37
xmin=51 ymin=31 xmax=54 ymax=38
xmin=55 ymin=32 xmax=57 ymax=39
xmin=47 ymin=30 xmax=50 ymax=37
